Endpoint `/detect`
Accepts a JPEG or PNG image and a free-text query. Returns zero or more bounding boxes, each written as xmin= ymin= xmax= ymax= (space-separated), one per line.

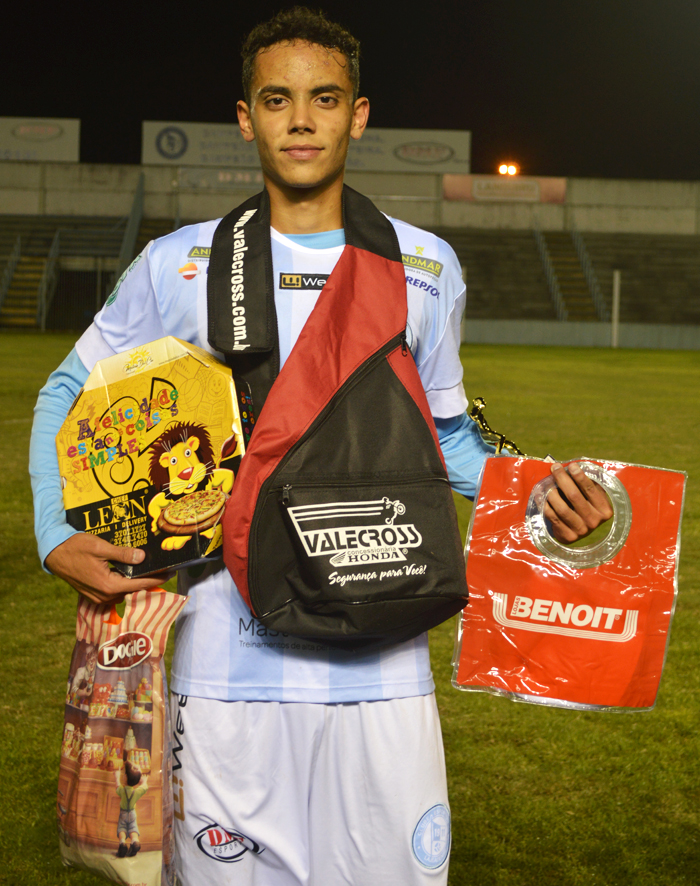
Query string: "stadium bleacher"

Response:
xmin=542 ymin=231 xmax=598 ymax=321
xmin=431 ymin=228 xmax=556 ymax=320
xmin=584 ymin=233 xmax=700 ymax=325
xmin=0 ymin=215 xmax=189 ymax=330
xmin=0 ymin=215 xmax=125 ymax=328
xmin=2 ymin=212 xmax=700 ymax=332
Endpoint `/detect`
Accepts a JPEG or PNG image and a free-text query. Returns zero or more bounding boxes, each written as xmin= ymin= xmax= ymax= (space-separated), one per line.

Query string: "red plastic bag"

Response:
xmin=58 ymin=589 xmax=187 ymax=885
xmin=453 ymin=457 xmax=686 ymax=710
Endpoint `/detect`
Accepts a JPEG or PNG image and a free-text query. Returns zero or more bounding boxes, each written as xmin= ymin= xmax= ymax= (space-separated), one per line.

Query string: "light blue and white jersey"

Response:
xmin=31 ymin=210 xmax=493 ymax=704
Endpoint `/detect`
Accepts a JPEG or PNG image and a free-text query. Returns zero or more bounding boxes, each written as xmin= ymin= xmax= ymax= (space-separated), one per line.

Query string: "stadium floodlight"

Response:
xmin=498 ymin=164 xmax=508 ymax=174
xmin=507 ymin=164 xmax=518 ymax=175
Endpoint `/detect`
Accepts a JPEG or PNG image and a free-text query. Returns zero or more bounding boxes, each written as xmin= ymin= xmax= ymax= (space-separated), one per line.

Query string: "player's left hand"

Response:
xmin=545 ymin=462 xmax=614 ymax=544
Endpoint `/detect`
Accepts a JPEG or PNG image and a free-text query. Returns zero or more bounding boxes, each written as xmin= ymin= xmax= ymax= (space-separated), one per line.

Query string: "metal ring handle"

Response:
xmin=525 ymin=462 xmax=632 ymax=569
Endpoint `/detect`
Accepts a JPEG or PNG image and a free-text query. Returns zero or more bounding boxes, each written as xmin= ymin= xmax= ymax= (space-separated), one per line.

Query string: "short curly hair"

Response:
xmin=241 ymin=7 xmax=360 ymax=105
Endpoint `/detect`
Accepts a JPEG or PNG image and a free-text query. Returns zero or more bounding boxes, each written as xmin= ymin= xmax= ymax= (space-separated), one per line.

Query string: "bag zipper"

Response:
xmin=279 ymin=474 xmax=448 ymax=508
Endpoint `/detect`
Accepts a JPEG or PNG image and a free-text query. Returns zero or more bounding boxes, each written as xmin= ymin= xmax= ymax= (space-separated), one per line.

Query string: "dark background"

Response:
xmin=5 ymin=0 xmax=700 ymax=179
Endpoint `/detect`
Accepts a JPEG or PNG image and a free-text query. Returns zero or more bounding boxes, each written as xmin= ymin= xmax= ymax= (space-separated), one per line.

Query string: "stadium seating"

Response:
xmin=0 ymin=215 xmax=183 ymax=330
xmin=430 ymin=228 xmax=557 ymax=320
xmin=584 ymin=233 xmax=700 ymax=325
xmin=0 ymin=215 xmax=124 ymax=328
xmin=2 ymin=214 xmax=699 ymax=331
xmin=542 ymin=232 xmax=598 ymax=321
xmin=430 ymin=228 xmax=700 ymax=326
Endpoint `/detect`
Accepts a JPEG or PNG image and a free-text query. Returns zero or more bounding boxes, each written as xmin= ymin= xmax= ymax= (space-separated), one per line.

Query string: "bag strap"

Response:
xmin=206 ymin=185 xmax=403 ymax=419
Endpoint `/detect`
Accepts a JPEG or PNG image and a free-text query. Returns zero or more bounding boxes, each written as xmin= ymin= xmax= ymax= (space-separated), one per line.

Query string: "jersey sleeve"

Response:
xmin=435 ymin=413 xmax=494 ymax=500
xmin=390 ymin=220 xmax=492 ymax=496
xmin=31 ymin=242 xmax=166 ymax=569
xmin=29 ymin=348 xmax=89 ymax=568
xmin=76 ymin=244 xmax=166 ymax=370
xmin=414 ymin=241 xmax=468 ymax=419
xmin=391 ymin=217 xmax=468 ymax=421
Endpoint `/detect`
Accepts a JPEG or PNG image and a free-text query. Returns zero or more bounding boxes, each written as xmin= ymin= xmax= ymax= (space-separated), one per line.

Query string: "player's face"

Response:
xmin=237 ymin=41 xmax=369 ymax=193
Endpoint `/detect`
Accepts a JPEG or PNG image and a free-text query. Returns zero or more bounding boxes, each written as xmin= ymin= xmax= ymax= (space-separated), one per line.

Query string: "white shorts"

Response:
xmin=171 ymin=693 xmax=450 ymax=886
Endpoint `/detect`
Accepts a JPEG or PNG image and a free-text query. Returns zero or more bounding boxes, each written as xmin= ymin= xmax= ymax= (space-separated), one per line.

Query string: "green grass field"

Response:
xmin=1 ymin=333 xmax=698 ymax=885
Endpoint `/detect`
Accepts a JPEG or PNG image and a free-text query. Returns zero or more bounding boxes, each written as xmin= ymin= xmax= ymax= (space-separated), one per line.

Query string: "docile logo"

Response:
xmin=97 ymin=632 xmax=153 ymax=669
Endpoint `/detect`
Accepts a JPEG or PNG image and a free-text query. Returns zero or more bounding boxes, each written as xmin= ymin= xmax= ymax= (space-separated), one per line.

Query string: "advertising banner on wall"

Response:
xmin=443 ymin=174 xmax=567 ymax=203
xmin=0 ymin=117 xmax=80 ymax=162
xmin=142 ymin=121 xmax=470 ymax=174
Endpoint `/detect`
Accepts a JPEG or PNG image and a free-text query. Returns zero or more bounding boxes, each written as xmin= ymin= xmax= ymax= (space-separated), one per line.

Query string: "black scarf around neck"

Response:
xmin=207 ymin=185 xmax=402 ymax=413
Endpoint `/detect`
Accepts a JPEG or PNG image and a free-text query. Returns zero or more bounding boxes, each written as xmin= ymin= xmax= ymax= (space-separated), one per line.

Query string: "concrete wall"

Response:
xmin=3 ymin=161 xmax=700 ymax=235
xmin=462 ymin=319 xmax=700 ymax=350
xmin=0 ymin=163 xmax=178 ymax=218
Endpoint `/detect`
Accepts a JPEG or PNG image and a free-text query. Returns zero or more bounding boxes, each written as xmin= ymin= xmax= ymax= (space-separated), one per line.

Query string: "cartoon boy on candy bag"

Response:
xmin=114 ymin=761 xmax=148 ymax=858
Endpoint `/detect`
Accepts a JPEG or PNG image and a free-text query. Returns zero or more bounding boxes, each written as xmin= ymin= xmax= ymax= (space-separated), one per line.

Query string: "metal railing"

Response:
xmin=533 ymin=224 xmax=568 ymax=321
xmin=0 ymin=235 xmax=21 ymax=313
xmin=571 ymin=225 xmax=609 ymax=321
xmin=114 ymin=172 xmax=145 ymax=282
xmin=37 ymin=230 xmax=61 ymax=331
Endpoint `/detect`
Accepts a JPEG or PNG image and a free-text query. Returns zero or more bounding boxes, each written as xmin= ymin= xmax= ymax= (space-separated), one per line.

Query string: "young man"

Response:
xmin=31 ymin=9 xmax=611 ymax=885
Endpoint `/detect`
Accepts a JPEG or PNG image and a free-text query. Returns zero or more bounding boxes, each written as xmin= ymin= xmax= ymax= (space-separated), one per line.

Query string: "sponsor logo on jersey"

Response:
xmin=287 ymin=497 xmax=422 ymax=566
xmin=492 ymin=593 xmax=638 ymax=642
xmin=229 ymin=208 xmax=257 ymax=351
xmin=105 ymin=254 xmax=142 ymax=307
xmin=97 ymin=632 xmax=153 ymax=670
xmin=188 ymin=246 xmax=211 ymax=259
xmin=195 ymin=821 xmax=265 ymax=863
xmin=279 ymin=273 xmax=330 ymax=290
xmin=401 ymin=253 xmax=443 ymax=278
xmin=178 ymin=262 xmax=200 ymax=280
xmin=406 ymin=275 xmax=439 ymax=298
xmin=412 ymin=804 xmax=451 ymax=869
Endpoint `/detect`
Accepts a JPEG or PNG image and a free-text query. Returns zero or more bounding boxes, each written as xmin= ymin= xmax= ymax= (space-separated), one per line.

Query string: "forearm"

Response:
xmin=29 ymin=349 xmax=89 ymax=569
xmin=435 ymin=412 xmax=495 ymax=500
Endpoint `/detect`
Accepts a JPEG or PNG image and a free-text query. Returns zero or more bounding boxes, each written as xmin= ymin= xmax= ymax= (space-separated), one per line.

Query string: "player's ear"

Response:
xmin=187 ymin=436 xmax=200 ymax=451
xmin=238 ymin=101 xmax=256 ymax=143
xmin=350 ymin=97 xmax=369 ymax=141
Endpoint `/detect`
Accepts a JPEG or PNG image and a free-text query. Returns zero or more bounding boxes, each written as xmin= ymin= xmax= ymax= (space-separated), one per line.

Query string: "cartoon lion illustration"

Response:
xmin=147 ymin=423 xmax=234 ymax=552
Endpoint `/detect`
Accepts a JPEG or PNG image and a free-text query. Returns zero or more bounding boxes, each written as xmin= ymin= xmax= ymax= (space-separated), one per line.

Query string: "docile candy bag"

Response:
xmin=453 ymin=457 xmax=686 ymax=711
xmin=58 ymin=589 xmax=187 ymax=886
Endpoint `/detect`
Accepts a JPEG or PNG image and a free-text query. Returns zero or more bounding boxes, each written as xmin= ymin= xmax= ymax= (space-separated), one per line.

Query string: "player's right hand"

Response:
xmin=45 ymin=534 xmax=172 ymax=604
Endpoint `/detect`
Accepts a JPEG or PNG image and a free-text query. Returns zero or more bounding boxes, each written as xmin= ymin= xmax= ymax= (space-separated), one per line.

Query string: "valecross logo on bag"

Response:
xmin=492 ymin=593 xmax=639 ymax=642
xmin=97 ymin=632 xmax=153 ymax=669
xmin=287 ymin=497 xmax=422 ymax=566
xmin=195 ymin=822 xmax=265 ymax=863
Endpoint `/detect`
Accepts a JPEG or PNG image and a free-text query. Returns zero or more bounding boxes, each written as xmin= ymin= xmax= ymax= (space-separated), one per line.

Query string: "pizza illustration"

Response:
xmin=156 ymin=488 xmax=227 ymax=535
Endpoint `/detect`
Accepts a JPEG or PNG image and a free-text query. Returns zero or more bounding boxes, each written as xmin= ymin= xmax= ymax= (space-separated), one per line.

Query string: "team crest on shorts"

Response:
xmin=194 ymin=821 xmax=265 ymax=862
xmin=412 ymin=804 xmax=451 ymax=869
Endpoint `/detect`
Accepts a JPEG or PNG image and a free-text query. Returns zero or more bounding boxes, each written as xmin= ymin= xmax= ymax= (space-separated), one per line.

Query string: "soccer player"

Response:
xmin=30 ymin=9 xmax=611 ymax=884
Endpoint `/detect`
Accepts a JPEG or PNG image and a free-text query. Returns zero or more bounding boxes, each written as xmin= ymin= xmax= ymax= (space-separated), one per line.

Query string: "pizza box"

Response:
xmin=56 ymin=337 xmax=254 ymax=577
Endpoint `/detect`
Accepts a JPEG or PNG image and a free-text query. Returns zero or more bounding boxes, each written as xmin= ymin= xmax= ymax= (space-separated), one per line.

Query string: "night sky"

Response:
xmin=5 ymin=0 xmax=700 ymax=180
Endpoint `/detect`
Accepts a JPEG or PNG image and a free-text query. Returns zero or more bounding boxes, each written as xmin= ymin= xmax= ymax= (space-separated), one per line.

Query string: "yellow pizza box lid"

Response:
xmin=56 ymin=337 xmax=255 ymax=577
